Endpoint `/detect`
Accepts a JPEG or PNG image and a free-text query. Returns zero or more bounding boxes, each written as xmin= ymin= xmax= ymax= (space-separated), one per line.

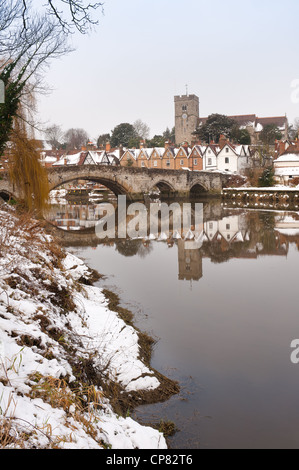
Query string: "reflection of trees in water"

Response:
xmin=257 ymin=212 xmax=277 ymax=253
xmin=137 ymin=242 xmax=154 ymax=258
xmin=114 ymin=239 xmax=153 ymax=258
xmin=246 ymin=211 xmax=277 ymax=253
xmin=202 ymin=238 xmax=251 ymax=264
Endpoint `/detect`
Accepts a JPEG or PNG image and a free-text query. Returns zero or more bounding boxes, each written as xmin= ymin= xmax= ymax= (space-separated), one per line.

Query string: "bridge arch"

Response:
xmin=150 ymin=180 xmax=176 ymax=197
xmin=50 ymin=175 xmax=133 ymax=200
xmin=189 ymin=181 xmax=209 ymax=197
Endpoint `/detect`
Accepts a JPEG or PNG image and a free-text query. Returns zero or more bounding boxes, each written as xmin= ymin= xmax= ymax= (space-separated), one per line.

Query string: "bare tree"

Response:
xmin=0 ymin=0 xmax=104 ymax=153
xmin=44 ymin=124 xmax=64 ymax=149
xmin=17 ymin=0 xmax=104 ymax=35
xmin=133 ymin=119 xmax=150 ymax=140
xmin=45 ymin=0 xmax=104 ymax=34
xmin=64 ymin=128 xmax=89 ymax=150
xmin=289 ymin=118 xmax=299 ymax=140
xmin=0 ymin=3 xmax=71 ymax=153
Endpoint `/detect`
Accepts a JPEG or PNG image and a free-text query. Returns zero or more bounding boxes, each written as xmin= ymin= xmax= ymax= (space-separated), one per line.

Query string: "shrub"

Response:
xmin=258 ymin=168 xmax=275 ymax=187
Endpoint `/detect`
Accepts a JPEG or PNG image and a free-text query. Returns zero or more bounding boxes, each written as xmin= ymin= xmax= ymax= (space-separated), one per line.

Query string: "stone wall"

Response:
xmin=0 ymin=165 xmax=231 ymax=202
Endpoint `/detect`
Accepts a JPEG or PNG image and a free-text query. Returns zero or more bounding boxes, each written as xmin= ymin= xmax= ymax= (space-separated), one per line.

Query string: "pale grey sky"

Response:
xmin=37 ymin=0 xmax=299 ymax=142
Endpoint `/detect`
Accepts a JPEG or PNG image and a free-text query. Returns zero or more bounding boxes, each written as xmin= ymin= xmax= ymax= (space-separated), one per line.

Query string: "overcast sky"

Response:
xmin=36 ymin=0 xmax=299 ymax=142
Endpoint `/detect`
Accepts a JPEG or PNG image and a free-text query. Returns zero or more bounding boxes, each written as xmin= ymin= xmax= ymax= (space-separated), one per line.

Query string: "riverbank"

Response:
xmin=0 ymin=202 xmax=178 ymax=449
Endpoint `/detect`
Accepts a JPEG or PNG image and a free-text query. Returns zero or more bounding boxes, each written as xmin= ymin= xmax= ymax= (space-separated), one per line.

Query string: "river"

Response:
xmin=47 ymin=194 xmax=299 ymax=449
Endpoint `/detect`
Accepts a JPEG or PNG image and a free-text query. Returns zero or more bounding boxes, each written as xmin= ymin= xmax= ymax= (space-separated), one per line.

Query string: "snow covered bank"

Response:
xmin=0 ymin=204 xmax=173 ymax=449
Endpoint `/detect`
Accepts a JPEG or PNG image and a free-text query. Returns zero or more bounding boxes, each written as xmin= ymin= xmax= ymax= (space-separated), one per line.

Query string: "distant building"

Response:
xmin=273 ymin=141 xmax=299 ymax=184
xmin=174 ymin=94 xmax=199 ymax=146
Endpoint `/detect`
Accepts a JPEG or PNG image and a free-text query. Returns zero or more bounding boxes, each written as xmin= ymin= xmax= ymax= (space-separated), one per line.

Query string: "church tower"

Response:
xmin=174 ymin=92 xmax=199 ymax=145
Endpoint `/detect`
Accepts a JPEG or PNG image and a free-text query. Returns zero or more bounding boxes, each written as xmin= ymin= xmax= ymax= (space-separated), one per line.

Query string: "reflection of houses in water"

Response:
xmin=49 ymin=201 xmax=299 ymax=275
xmin=274 ymin=214 xmax=299 ymax=251
xmin=203 ymin=215 xmax=248 ymax=245
xmin=201 ymin=213 xmax=290 ymax=259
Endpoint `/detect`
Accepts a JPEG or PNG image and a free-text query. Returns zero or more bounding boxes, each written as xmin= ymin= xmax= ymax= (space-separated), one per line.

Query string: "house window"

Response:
xmin=226 ymin=147 xmax=229 ymax=153
xmin=141 ymin=161 xmax=145 ymax=167
xmin=227 ymin=234 xmax=230 ymax=240
xmin=225 ymin=157 xmax=229 ymax=163
xmin=209 ymin=222 xmax=213 ymax=229
xmin=180 ymin=159 xmax=184 ymax=165
xmin=208 ymin=158 xmax=212 ymax=165
xmin=153 ymin=160 xmax=157 ymax=167
xmin=226 ymin=223 xmax=230 ymax=229
xmin=194 ymin=159 xmax=197 ymax=165
xmin=166 ymin=160 xmax=170 ymax=167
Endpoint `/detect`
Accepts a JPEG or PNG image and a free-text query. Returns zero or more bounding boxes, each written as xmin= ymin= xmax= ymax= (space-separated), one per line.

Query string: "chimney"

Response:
xmin=106 ymin=141 xmax=111 ymax=152
xmin=119 ymin=144 xmax=124 ymax=158
xmin=219 ymin=134 xmax=226 ymax=149
xmin=165 ymin=140 xmax=170 ymax=149
xmin=140 ymin=139 xmax=145 ymax=149
xmin=279 ymin=140 xmax=285 ymax=155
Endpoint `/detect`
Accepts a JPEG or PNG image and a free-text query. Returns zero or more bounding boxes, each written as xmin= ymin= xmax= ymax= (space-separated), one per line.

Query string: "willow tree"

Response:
xmin=9 ymin=112 xmax=50 ymax=213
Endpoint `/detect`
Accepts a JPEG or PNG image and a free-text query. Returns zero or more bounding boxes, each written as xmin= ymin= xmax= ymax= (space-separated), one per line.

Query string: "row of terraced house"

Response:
xmin=118 ymin=136 xmax=270 ymax=174
xmin=36 ymin=135 xmax=271 ymax=175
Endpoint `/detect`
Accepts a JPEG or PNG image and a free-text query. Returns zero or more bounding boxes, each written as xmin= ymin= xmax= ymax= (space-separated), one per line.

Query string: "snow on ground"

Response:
xmin=0 ymin=205 xmax=166 ymax=449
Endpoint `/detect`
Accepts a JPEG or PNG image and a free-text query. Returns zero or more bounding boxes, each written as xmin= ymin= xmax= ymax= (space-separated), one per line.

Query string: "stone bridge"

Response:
xmin=0 ymin=165 xmax=231 ymax=201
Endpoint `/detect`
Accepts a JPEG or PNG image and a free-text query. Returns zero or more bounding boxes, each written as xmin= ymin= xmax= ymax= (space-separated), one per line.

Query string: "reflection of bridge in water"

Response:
xmin=46 ymin=199 xmax=298 ymax=282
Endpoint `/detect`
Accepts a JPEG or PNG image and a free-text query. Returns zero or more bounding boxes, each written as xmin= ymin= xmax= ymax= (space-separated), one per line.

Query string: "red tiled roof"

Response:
xmin=256 ymin=116 xmax=287 ymax=128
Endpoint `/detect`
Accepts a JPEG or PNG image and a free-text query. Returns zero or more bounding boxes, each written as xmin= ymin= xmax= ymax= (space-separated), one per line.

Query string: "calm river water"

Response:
xmin=48 ymin=196 xmax=299 ymax=449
